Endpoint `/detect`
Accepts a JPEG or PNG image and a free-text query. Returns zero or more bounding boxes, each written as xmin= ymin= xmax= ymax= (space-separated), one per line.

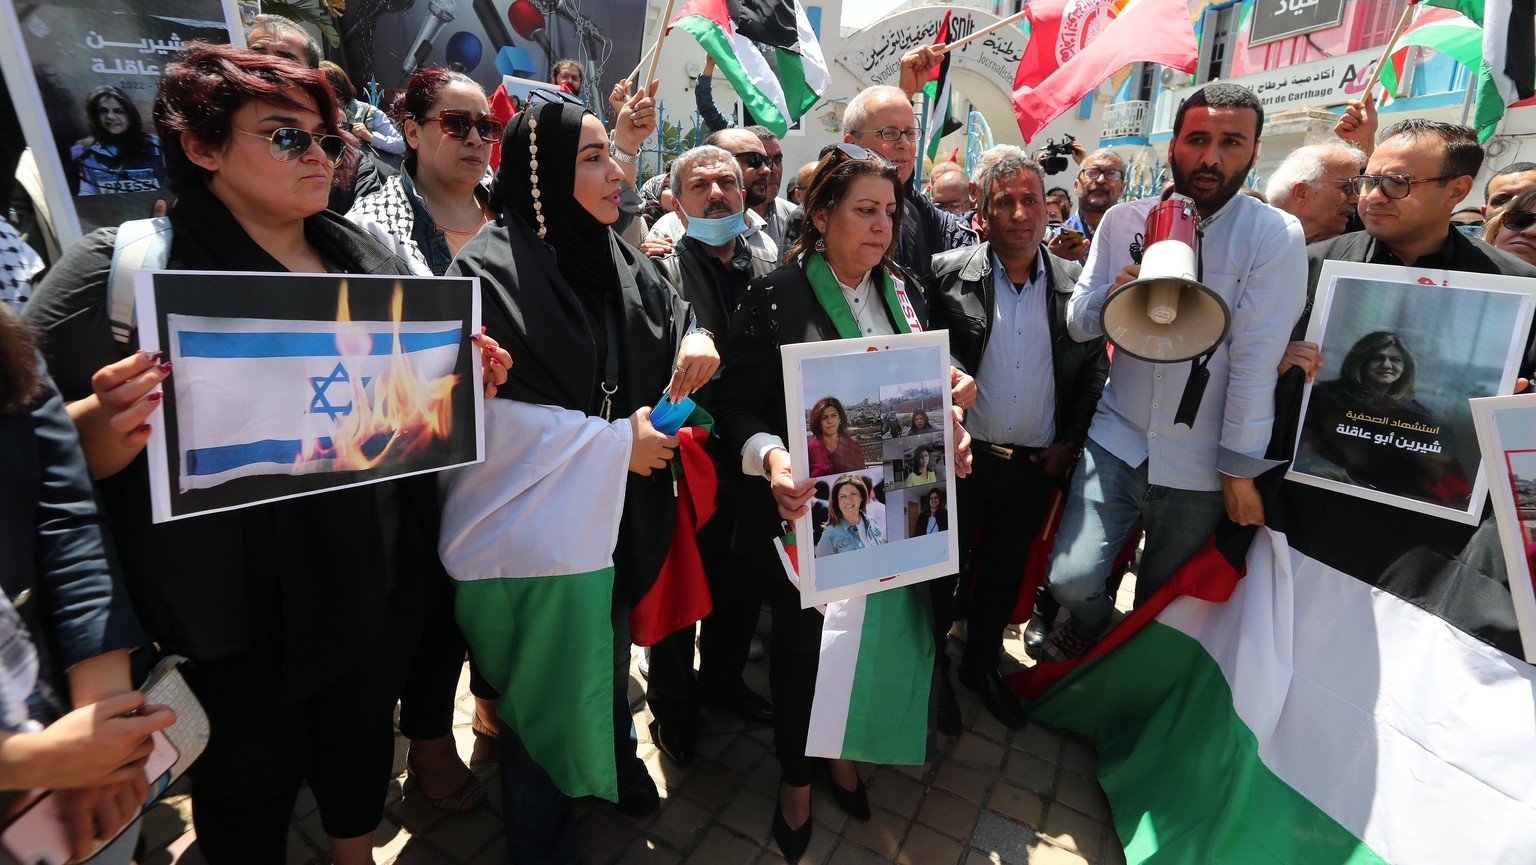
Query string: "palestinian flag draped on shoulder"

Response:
xmin=438 ymin=399 xmax=632 ymax=801
xmin=668 ymin=0 xmax=829 ymax=136
xmin=1012 ymin=374 xmax=1536 ymax=863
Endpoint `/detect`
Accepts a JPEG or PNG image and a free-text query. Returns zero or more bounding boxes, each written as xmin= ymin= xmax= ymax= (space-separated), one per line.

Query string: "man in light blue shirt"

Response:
xmin=1042 ymin=83 xmax=1307 ymax=661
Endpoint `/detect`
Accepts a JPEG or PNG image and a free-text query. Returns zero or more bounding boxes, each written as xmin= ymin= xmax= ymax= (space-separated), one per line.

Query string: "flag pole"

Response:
xmin=645 ymin=0 xmax=680 ymax=85
xmin=627 ymin=42 xmax=657 ymax=85
xmin=1360 ymin=0 xmax=1421 ymax=100
xmin=935 ymin=9 xmax=1029 ymax=56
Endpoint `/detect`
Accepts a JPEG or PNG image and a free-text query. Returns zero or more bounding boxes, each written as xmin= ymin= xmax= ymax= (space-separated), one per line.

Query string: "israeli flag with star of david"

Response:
xmin=166 ymin=313 xmax=462 ymax=491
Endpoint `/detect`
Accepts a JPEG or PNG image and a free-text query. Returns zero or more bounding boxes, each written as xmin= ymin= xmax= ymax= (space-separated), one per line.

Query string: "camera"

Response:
xmin=1038 ymin=133 xmax=1076 ymax=175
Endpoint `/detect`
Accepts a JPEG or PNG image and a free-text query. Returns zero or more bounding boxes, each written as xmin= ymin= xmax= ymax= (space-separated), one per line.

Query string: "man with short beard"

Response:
xmin=746 ymin=126 xmax=799 ymax=247
xmin=647 ymin=146 xmax=779 ymax=767
xmin=1041 ymin=83 xmax=1307 ymax=662
xmin=644 ymin=128 xmax=773 ymax=248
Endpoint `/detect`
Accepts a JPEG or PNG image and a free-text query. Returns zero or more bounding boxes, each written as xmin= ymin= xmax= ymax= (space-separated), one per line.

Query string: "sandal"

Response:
xmin=471 ymin=698 xmax=500 ymax=740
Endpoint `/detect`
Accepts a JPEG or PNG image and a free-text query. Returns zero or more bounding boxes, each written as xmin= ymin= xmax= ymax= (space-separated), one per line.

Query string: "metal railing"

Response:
xmin=635 ymin=101 xmax=711 ymax=183
xmin=1101 ymin=100 xmax=1150 ymax=141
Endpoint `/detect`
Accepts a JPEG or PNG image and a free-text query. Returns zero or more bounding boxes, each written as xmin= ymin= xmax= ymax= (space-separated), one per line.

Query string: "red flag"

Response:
xmin=1012 ymin=0 xmax=1197 ymax=142
xmin=1013 ymin=0 xmax=1111 ymax=91
xmin=629 ymin=426 xmax=716 ymax=646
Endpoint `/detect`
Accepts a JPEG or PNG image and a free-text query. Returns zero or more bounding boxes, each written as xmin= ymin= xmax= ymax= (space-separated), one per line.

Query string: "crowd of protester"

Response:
xmin=2 ymin=18 xmax=1534 ymax=865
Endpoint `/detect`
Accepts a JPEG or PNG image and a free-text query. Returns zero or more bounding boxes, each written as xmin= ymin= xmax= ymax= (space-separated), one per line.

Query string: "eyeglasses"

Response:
xmin=1080 ymin=167 xmax=1124 ymax=181
xmin=419 ymin=110 xmax=505 ymax=142
xmin=732 ymin=151 xmax=771 ymax=170
xmin=850 ymin=125 xmax=921 ymax=143
xmin=1316 ymin=178 xmax=1359 ymax=195
xmin=237 ymin=127 xmax=346 ymax=166
xmin=1501 ymin=209 xmax=1536 ymax=231
xmin=1348 ymin=173 xmax=1456 ymax=200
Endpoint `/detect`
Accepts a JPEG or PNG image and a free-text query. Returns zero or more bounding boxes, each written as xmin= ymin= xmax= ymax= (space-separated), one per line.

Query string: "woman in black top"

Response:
xmin=25 ymin=43 xmax=507 ymax=865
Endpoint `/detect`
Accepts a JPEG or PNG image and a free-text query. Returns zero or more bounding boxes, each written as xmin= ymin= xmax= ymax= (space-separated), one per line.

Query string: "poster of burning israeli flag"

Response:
xmin=135 ymin=270 xmax=484 ymax=523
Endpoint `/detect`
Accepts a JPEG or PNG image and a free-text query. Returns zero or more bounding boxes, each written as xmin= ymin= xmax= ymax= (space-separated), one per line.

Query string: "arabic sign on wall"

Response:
xmin=1169 ymin=47 xmax=1381 ymax=113
xmin=1249 ymin=0 xmax=1346 ymax=48
xmin=836 ymin=6 xmax=1024 ymax=101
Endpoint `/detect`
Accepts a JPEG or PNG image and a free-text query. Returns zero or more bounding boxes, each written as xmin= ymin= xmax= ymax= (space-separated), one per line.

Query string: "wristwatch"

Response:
xmin=609 ymin=141 xmax=638 ymax=164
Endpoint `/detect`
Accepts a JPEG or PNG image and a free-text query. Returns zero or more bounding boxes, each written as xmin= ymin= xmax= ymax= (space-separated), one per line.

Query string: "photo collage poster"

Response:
xmin=782 ymin=331 xmax=959 ymax=608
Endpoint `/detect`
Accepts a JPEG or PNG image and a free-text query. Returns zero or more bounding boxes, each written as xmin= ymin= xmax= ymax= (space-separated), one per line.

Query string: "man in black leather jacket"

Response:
xmin=926 ymin=154 xmax=1108 ymax=728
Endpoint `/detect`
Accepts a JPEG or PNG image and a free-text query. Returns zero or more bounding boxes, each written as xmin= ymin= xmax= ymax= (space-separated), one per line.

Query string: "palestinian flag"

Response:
xmin=922 ymin=11 xmax=954 ymax=163
xmin=1011 ymin=375 xmax=1536 ymax=862
xmin=1380 ymin=2 xmax=1534 ymax=141
xmin=439 ymin=399 xmax=632 ymax=800
xmin=774 ymin=535 xmax=934 ymax=764
xmin=668 ymin=0 xmax=830 ymax=137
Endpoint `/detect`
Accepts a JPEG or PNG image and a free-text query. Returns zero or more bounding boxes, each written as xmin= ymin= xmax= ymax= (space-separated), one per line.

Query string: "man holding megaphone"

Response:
xmin=1039 ymin=83 xmax=1308 ymax=663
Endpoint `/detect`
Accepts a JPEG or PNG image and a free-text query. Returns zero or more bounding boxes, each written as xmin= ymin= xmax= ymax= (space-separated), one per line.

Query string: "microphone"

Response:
xmin=403 ymin=0 xmax=456 ymax=77
xmin=473 ymin=0 xmax=513 ymax=50
xmin=507 ymin=0 xmax=551 ymax=56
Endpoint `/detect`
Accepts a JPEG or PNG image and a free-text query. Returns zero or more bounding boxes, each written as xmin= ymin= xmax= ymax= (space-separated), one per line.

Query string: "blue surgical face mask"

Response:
xmin=685 ymin=209 xmax=747 ymax=247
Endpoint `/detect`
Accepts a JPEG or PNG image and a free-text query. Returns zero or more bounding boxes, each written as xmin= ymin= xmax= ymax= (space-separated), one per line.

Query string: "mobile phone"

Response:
xmin=1055 ymin=227 xmax=1085 ymax=245
xmin=650 ymin=393 xmax=695 ymax=435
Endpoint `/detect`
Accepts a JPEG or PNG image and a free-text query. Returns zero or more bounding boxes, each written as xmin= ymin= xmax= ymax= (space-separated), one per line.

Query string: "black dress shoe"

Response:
xmin=1023 ymin=615 xmax=1049 ymax=660
xmin=937 ymin=675 xmax=961 ymax=735
xmin=772 ymin=802 xmax=812 ymax=863
xmin=828 ymin=772 xmax=870 ymax=821
xmin=959 ymin=668 xmax=1028 ymax=729
xmin=703 ymin=685 xmax=775 ymax=725
xmin=649 ymin=719 xmax=696 ymax=767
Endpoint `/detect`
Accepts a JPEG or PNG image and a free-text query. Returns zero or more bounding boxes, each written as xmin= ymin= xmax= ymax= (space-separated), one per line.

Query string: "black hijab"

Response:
xmin=497 ymin=100 xmax=618 ymax=293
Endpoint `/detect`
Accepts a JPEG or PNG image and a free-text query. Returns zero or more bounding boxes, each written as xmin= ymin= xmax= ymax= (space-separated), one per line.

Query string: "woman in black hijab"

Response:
xmin=447 ymin=94 xmax=718 ymax=864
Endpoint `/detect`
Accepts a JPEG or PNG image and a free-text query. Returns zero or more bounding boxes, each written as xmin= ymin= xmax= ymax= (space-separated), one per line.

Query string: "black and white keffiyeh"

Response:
xmin=0 ymin=217 xmax=43 ymax=312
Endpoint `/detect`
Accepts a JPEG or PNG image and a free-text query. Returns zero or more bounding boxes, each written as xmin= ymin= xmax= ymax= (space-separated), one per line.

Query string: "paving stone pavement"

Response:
xmin=139 ymin=583 xmax=1138 ymax=865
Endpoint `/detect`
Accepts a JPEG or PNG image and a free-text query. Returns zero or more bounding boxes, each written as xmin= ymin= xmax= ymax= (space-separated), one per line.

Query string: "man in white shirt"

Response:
xmin=1042 ymin=83 xmax=1307 ymax=661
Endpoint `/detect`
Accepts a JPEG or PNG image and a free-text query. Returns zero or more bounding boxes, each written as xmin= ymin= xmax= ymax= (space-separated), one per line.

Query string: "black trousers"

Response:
xmin=954 ymin=445 xmax=1056 ymax=679
xmin=647 ymin=479 xmax=763 ymax=728
xmin=763 ymin=555 xmax=825 ymax=787
xmin=180 ymin=606 xmax=416 ymax=863
xmin=397 ymin=574 xmax=496 ymax=741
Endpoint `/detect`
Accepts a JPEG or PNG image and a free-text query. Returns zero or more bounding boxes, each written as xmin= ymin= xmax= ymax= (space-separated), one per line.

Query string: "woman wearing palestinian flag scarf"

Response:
xmin=712 ymin=144 xmax=973 ymax=862
xmin=443 ymin=93 xmax=718 ymax=864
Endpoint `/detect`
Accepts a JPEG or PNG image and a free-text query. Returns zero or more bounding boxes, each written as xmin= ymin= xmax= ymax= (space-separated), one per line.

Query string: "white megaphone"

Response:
xmin=1101 ymin=194 xmax=1231 ymax=363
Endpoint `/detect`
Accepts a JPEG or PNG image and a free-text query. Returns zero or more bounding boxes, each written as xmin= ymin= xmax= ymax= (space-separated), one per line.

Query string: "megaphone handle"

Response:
xmin=1173 ymin=350 xmax=1214 ymax=428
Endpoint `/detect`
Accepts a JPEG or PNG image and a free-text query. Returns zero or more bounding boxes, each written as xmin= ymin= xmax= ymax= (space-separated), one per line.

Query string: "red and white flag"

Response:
xmin=1012 ymin=0 xmax=1197 ymax=142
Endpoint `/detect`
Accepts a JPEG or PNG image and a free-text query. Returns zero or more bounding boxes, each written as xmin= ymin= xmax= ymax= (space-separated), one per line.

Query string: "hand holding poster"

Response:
xmin=134 ymin=271 xmax=485 ymax=522
xmin=1288 ymin=261 xmax=1536 ymax=524
xmin=781 ymin=330 xmax=959 ymax=607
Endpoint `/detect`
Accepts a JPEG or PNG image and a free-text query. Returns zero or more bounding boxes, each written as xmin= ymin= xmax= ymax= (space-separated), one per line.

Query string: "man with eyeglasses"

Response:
xmin=645 ymin=146 xmax=778 ymax=768
xmin=1483 ymin=161 xmax=1536 ymax=218
xmin=850 ymin=73 xmax=978 ymax=285
xmin=1301 ymin=120 xmax=1536 ymax=344
xmin=929 ymin=162 xmax=971 ymax=216
xmin=1041 ymin=83 xmax=1307 ymax=662
xmin=1048 ymin=149 xmax=1125 ymax=262
xmin=1266 ymin=143 xmax=1366 ymax=245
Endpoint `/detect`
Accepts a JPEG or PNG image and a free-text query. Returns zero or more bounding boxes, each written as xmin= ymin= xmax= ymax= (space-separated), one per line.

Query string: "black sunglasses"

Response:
xmin=419 ymin=110 xmax=505 ymax=142
xmin=831 ymin=142 xmax=891 ymax=166
xmin=238 ymin=127 xmax=346 ymax=166
xmin=1501 ymin=209 xmax=1536 ymax=231
xmin=732 ymin=151 xmax=771 ymax=170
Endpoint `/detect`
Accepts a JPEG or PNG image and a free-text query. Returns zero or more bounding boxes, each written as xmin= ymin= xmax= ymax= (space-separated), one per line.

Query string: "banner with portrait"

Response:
xmin=1469 ymin=394 xmax=1536 ymax=664
xmin=0 ymin=0 xmax=243 ymax=246
xmin=781 ymin=330 xmax=959 ymax=607
xmin=135 ymin=271 xmax=485 ymax=522
xmin=1288 ymin=261 xmax=1536 ymax=525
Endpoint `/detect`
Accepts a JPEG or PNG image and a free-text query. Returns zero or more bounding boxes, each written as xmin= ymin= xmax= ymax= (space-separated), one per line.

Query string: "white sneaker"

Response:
xmin=638 ymin=646 xmax=651 ymax=678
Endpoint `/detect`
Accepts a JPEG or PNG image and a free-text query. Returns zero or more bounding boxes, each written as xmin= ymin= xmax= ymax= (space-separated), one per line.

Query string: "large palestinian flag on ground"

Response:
xmin=439 ymin=399 xmax=633 ymax=801
xmin=1011 ymin=373 xmax=1536 ymax=862
xmin=668 ymin=0 xmax=829 ymax=136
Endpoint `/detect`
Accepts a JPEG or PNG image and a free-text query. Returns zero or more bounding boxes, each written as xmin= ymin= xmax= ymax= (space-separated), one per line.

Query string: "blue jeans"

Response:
xmin=1046 ymin=438 xmax=1226 ymax=636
